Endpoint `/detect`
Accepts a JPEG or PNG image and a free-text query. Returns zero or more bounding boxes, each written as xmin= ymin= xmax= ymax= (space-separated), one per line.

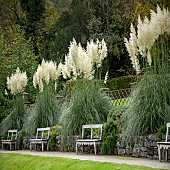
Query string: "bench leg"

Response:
xmin=94 ymin=143 xmax=97 ymax=155
xmin=2 ymin=143 xmax=4 ymax=150
xmin=76 ymin=143 xmax=78 ymax=154
xmin=10 ymin=143 xmax=12 ymax=150
xmin=158 ymin=146 xmax=161 ymax=161
xmin=165 ymin=149 xmax=168 ymax=161
xmin=47 ymin=142 xmax=49 ymax=151
xmin=42 ymin=143 xmax=44 ymax=151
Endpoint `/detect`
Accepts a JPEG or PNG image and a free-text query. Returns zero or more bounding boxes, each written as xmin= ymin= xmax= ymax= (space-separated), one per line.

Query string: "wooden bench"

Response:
xmin=157 ymin=123 xmax=170 ymax=161
xmin=76 ymin=124 xmax=103 ymax=155
xmin=1 ymin=129 xmax=18 ymax=150
xmin=30 ymin=127 xmax=50 ymax=151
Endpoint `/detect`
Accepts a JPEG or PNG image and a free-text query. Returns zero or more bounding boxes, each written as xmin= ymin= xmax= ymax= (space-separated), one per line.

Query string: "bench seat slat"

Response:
xmin=1 ymin=140 xmax=17 ymax=142
xmin=76 ymin=139 xmax=101 ymax=142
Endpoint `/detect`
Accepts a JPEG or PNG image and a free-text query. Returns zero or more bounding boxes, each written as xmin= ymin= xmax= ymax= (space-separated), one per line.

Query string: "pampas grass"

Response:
xmin=24 ymin=86 xmax=60 ymax=136
xmin=59 ymin=80 xmax=111 ymax=148
xmin=122 ymin=5 xmax=170 ymax=143
xmin=122 ymin=67 xmax=170 ymax=142
xmin=1 ymin=95 xmax=27 ymax=136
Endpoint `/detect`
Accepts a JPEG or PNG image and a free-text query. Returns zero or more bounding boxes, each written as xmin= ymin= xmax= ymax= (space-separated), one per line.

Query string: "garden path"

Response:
xmin=0 ymin=150 xmax=169 ymax=170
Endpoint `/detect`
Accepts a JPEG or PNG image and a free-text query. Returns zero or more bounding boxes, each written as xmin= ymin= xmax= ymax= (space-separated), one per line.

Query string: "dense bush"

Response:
xmin=156 ymin=124 xmax=167 ymax=141
xmin=18 ymin=130 xmax=25 ymax=150
xmin=106 ymin=75 xmax=142 ymax=90
xmin=101 ymin=120 xmax=118 ymax=155
xmin=49 ymin=125 xmax=61 ymax=151
xmin=65 ymin=79 xmax=105 ymax=97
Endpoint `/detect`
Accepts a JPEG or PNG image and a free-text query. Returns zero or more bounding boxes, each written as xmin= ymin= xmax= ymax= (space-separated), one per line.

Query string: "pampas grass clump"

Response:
xmin=59 ymin=80 xmax=111 ymax=148
xmin=122 ymin=68 xmax=170 ymax=142
xmin=122 ymin=5 xmax=170 ymax=143
xmin=24 ymin=86 xmax=60 ymax=136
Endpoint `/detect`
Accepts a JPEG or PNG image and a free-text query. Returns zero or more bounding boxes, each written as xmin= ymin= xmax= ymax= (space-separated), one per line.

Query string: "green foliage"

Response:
xmin=24 ymin=86 xmax=61 ymax=136
xmin=106 ymin=75 xmax=142 ymax=91
xmin=0 ymin=30 xmax=38 ymax=122
xmin=18 ymin=130 xmax=25 ymax=150
xmin=132 ymin=0 xmax=169 ymax=26
xmin=101 ymin=120 xmax=118 ymax=155
xmin=43 ymin=0 xmax=90 ymax=62
xmin=19 ymin=0 xmax=46 ymax=55
xmin=87 ymin=0 xmax=133 ymax=77
xmin=65 ymin=79 xmax=104 ymax=97
xmin=0 ymin=91 xmax=12 ymax=123
xmin=122 ymin=67 xmax=170 ymax=143
xmin=156 ymin=124 xmax=167 ymax=141
xmin=49 ymin=125 xmax=61 ymax=151
xmin=60 ymin=80 xmax=111 ymax=148
xmin=43 ymin=0 xmax=133 ymax=77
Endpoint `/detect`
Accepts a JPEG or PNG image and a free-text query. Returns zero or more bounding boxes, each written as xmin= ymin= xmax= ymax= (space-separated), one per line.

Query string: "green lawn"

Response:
xmin=112 ymin=98 xmax=129 ymax=107
xmin=0 ymin=153 xmax=163 ymax=170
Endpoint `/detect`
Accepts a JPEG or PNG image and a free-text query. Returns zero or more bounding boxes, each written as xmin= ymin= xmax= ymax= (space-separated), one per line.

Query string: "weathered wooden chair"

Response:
xmin=1 ymin=129 xmax=18 ymax=150
xmin=76 ymin=124 xmax=103 ymax=155
xmin=157 ymin=123 xmax=170 ymax=161
xmin=29 ymin=127 xmax=50 ymax=151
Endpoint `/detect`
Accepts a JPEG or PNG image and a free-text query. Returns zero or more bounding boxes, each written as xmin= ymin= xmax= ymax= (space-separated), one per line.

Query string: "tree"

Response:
xmin=0 ymin=28 xmax=38 ymax=122
xmin=43 ymin=0 xmax=90 ymax=62
xmin=87 ymin=0 xmax=133 ymax=77
xmin=19 ymin=0 xmax=46 ymax=55
xmin=43 ymin=0 xmax=135 ymax=78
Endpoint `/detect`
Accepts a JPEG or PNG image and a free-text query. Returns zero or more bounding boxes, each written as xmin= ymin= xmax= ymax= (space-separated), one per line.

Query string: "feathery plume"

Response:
xmin=33 ymin=59 xmax=59 ymax=92
xmin=104 ymin=71 xmax=109 ymax=84
xmin=7 ymin=67 xmax=27 ymax=95
xmin=125 ymin=24 xmax=140 ymax=74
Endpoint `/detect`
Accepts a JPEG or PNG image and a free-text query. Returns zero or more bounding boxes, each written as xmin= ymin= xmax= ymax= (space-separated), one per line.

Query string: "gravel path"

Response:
xmin=0 ymin=150 xmax=170 ymax=169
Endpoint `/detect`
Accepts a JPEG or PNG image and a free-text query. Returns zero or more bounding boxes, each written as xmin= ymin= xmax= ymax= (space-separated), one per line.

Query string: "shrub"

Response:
xmin=156 ymin=124 xmax=167 ymax=141
xmin=65 ymin=79 xmax=104 ymax=97
xmin=106 ymin=75 xmax=142 ymax=90
xmin=18 ymin=130 xmax=25 ymax=150
xmin=101 ymin=120 xmax=118 ymax=155
xmin=49 ymin=125 xmax=61 ymax=151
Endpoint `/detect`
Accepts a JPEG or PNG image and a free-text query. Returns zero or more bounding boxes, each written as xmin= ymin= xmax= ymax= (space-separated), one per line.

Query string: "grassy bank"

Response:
xmin=0 ymin=153 xmax=162 ymax=170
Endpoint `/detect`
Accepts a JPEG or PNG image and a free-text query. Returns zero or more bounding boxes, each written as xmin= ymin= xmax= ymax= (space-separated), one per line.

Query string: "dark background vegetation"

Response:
xmin=0 ymin=0 xmax=169 ymax=122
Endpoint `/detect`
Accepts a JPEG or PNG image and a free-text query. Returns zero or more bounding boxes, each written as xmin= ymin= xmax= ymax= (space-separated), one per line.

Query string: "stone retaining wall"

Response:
xmin=116 ymin=134 xmax=170 ymax=160
xmin=21 ymin=133 xmax=169 ymax=161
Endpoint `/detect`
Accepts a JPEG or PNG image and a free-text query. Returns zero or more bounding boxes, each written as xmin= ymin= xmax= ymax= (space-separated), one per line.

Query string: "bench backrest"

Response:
xmin=82 ymin=124 xmax=103 ymax=140
xmin=36 ymin=127 xmax=50 ymax=139
xmin=166 ymin=123 xmax=170 ymax=142
xmin=7 ymin=129 xmax=18 ymax=140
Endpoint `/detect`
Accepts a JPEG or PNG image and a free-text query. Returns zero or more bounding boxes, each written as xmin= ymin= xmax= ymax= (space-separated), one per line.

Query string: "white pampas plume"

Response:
xmin=104 ymin=71 xmax=109 ymax=84
xmin=7 ymin=67 xmax=27 ymax=95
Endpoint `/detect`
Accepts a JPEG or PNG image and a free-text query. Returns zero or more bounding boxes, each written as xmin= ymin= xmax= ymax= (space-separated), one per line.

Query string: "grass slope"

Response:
xmin=0 ymin=153 xmax=162 ymax=170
